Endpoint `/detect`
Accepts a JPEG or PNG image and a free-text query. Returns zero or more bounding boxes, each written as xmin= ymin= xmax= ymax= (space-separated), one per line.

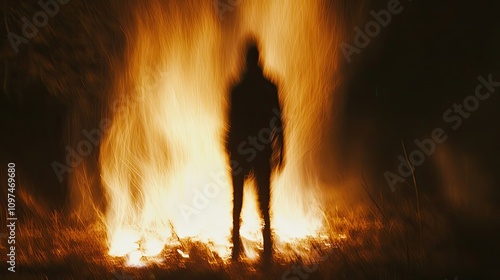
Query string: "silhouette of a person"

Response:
xmin=226 ymin=40 xmax=284 ymax=263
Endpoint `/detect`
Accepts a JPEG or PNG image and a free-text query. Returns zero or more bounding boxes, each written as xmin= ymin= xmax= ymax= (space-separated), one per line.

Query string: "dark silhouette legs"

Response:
xmin=231 ymin=161 xmax=272 ymax=263
xmin=255 ymin=162 xmax=272 ymax=263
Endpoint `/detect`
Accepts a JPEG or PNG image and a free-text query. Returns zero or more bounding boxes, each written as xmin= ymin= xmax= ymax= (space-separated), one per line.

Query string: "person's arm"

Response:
xmin=271 ymin=88 xmax=285 ymax=170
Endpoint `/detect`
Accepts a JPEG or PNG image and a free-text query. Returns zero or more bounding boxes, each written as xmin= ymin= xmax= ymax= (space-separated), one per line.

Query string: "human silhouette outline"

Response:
xmin=226 ymin=39 xmax=284 ymax=263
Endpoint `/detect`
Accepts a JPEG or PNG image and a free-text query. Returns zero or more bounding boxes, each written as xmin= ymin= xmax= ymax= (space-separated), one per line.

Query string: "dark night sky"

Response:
xmin=336 ymin=0 xmax=500 ymax=194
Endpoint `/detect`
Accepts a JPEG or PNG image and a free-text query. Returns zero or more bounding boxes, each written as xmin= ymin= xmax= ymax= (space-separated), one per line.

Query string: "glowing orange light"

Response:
xmin=100 ymin=0 xmax=341 ymax=265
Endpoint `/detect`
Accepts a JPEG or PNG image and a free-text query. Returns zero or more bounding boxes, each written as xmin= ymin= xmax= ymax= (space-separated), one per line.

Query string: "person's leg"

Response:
xmin=231 ymin=172 xmax=244 ymax=261
xmin=255 ymin=160 xmax=272 ymax=262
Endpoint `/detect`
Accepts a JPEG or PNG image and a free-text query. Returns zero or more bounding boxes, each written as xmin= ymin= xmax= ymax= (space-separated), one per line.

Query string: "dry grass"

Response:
xmin=1 ymin=182 xmax=473 ymax=280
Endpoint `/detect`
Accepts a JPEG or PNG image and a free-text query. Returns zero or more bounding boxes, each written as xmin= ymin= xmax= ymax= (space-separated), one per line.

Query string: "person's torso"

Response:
xmin=230 ymin=78 xmax=278 ymax=135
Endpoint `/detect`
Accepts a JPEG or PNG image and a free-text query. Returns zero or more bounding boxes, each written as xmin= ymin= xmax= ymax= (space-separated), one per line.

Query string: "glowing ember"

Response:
xmin=177 ymin=249 xmax=190 ymax=259
xmin=100 ymin=0 xmax=341 ymax=265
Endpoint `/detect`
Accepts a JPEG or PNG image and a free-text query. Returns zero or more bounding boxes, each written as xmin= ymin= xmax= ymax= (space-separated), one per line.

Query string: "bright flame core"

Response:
xmin=100 ymin=0 xmax=341 ymax=265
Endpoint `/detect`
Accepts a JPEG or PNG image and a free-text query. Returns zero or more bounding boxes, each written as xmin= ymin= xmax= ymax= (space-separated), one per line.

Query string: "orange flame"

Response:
xmin=100 ymin=0 xmax=343 ymax=265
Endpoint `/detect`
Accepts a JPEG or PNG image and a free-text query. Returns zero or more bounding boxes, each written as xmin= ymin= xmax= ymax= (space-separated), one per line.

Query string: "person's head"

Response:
xmin=246 ymin=43 xmax=260 ymax=69
xmin=243 ymin=38 xmax=261 ymax=72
